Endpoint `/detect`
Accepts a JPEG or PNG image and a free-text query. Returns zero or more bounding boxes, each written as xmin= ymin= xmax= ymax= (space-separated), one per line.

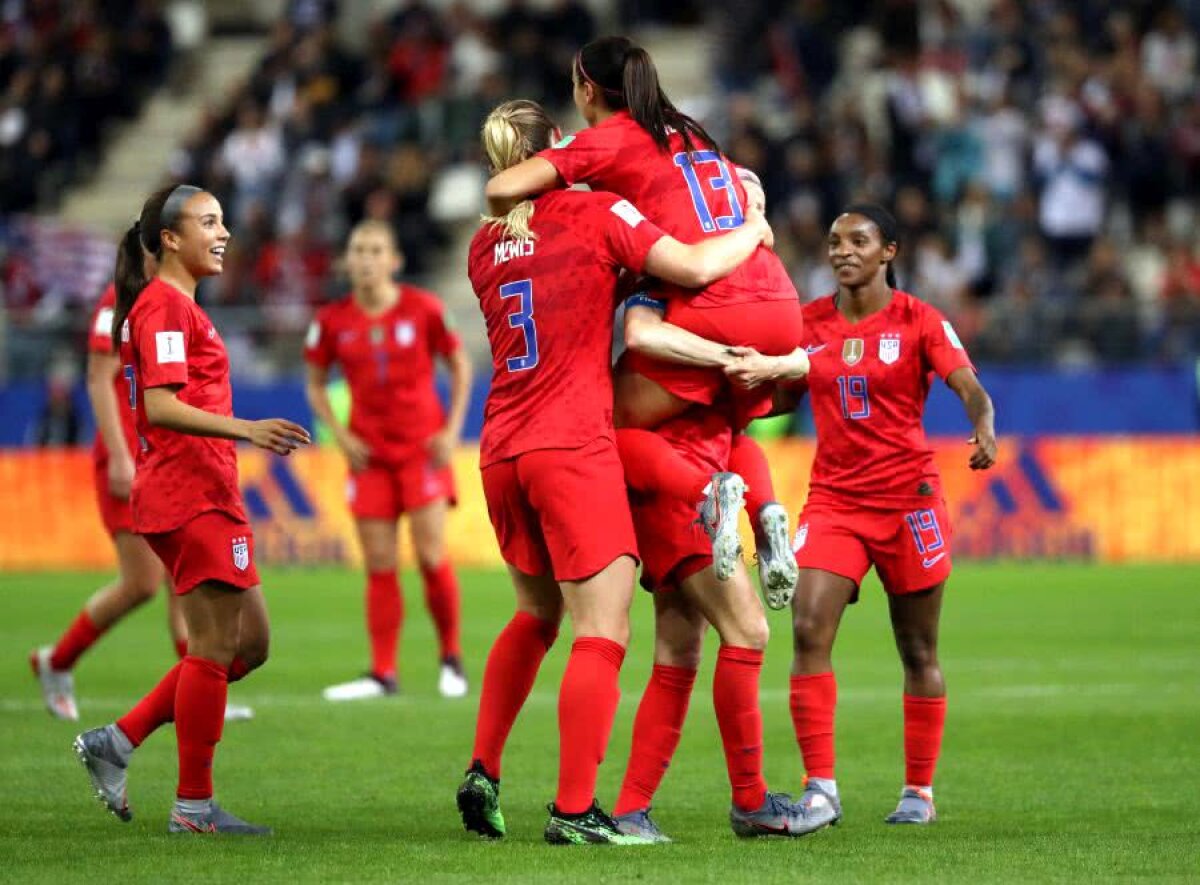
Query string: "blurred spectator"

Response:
xmin=30 ymin=357 xmax=83 ymax=446
xmin=1032 ymin=98 xmax=1108 ymax=268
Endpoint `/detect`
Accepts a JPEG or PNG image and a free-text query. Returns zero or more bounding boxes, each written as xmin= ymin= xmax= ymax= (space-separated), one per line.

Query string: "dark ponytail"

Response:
xmin=577 ymin=36 xmax=720 ymax=158
xmin=111 ymin=184 xmax=203 ymax=341
xmin=842 ymin=202 xmax=900 ymax=288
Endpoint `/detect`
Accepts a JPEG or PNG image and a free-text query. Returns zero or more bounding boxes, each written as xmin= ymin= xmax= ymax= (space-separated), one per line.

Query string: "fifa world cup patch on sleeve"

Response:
xmin=553 ymin=134 xmax=575 ymax=149
xmin=94 ymin=307 xmax=114 ymax=337
xmin=305 ymin=321 xmax=320 ymax=348
xmin=155 ymin=331 xmax=186 ymax=364
xmin=610 ymin=199 xmax=646 ymax=228
xmin=942 ymin=321 xmax=964 ymax=350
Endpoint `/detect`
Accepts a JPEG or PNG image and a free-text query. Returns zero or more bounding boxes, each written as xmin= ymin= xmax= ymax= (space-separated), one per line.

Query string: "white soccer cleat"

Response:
xmin=322 ymin=673 xmax=397 ymax=702
xmin=438 ymin=658 xmax=468 ymax=698
xmin=73 ymin=724 xmax=132 ymax=821
xmin=697 ymin=472 xmax=747 ymax=581
xmin=755 ymin=503 xmax=800 ymax=610
xmin=31 ymin=646 xmax=78 ymax=720
xmin=223 ymin=703 xmax=255 ymax=722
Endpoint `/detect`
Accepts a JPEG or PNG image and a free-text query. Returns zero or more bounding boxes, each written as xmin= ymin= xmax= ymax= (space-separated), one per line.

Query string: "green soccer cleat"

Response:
xmin=457 ymin=761 xmax=505 ymax=839
xmin=544 ymin=802 xmax=655 ymax=845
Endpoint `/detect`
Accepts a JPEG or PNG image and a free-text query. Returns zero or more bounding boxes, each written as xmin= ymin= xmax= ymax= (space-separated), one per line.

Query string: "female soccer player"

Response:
xmin=458 ymin=99 xmax=776 ymax=844
xmin=72 ymin=184 xmax=310 ymax=834
xmin=32 ymin=279 xmax=251 ymax=724
xmin=484 ymin=35 xmax=804 ymax=597
xmin=727 ymin=204 xmax=997 ymax=826
xmin=305 ymin=221 xmax=472 ymax=701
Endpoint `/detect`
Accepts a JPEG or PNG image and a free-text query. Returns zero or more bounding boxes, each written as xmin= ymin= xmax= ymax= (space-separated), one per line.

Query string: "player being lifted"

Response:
xmin=306 ymin=221 xmax=472 ymax=700
xmin=459 ymin=99 xmax=775 ymax=844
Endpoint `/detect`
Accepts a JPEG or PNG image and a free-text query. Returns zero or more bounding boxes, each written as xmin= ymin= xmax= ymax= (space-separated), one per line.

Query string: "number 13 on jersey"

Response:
xmin=500 ymin=279 xmax=538 ymax=372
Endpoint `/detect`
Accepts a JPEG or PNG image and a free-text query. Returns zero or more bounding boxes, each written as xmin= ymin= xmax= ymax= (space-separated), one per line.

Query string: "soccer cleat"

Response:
xmin=168 ymin=800 xmax=272 ymax=835
xmin=799 ymin=778 xmax=843 ymax=826
xmin=885 ymin=787 xmax=937 ymax=824
xmin=755 ymin=503 xmax=799 ymax=610
xmin=223 ymin=703 xmax=255 ymax=722
xmin=612 ymin=807 xmax=672 ymax=843
xmin=697 ymin=472 xmax=747 ymax=581
xmin=31 ymin=646 xmax=78 ymax=720
xmin=544 ymin=802 xmax=655 ymax=845
xmin=730 ymin=790 xmax=836 ymax=838
xmin=73 ymin=725 xmax=132 ymax=821
xmin=438 ymin=656 xmax=468 ymax=699
xmin=456 ymin=761 xmax=505 ymax=838
xmin=321 ymin=672 xmax=398 ymax=702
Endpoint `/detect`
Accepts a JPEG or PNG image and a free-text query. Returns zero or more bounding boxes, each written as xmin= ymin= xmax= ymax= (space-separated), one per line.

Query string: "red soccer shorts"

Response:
xmin=93 ymin=462 xmax=133 ymax=536
xmin=348 ymin=450 xmax=457 ymax=520
xmin=481 ymin=437 xmax=638 ymax=583
xmin=624 ymin=298 xmax=805 ymax=425
xmin=144 ymin=509 xmax=260 ymax=596
xmin=629 ymin=410 xmax=733 ymax=592
xmin=792 ymin=494 xmax=954 ymax=599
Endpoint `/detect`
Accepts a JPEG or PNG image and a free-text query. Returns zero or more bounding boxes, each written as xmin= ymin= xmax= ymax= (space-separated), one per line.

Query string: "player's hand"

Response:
xmin=968 ymin=427 xmax=997 ymax=470
xmin=248 ymin=419 xmax=311 ymax=456
xmin=337 ymin=430 xmax=371 ymax=471
xmin=427 ymin=429 xmax=456 ymax=468
xmin=725 ymin=348 xmax=777 ymax=389
xmin=106 ymin=453 xmax=135 ymax=500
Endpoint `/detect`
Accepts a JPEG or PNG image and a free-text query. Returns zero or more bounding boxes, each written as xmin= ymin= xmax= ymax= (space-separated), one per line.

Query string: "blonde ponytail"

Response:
xmin=480 ymin=100 xmax=558 ymax=241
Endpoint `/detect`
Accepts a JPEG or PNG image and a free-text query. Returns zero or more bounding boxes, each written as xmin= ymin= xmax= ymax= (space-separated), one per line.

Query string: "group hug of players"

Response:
xmin=31 ymin=36 xmax=996 ymax=839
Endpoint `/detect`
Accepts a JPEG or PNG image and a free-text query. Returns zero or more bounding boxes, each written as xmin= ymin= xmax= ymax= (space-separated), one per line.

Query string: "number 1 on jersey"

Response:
xmin=500 ymin=279 xmax=538 ymax=372
xmin=123 ymin=365 xmax=136 ymax=408
xmin=673 ymin=150 xmax=745 ymax=233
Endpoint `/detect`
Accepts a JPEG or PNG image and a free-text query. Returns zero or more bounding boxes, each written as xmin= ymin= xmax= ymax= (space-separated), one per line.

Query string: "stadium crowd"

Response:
xmin=1 ymin=0 xmax=1199 ymax=382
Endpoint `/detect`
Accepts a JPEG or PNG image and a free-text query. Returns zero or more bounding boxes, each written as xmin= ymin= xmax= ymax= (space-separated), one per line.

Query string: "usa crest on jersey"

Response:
xmin=232 ymin=536 xmax=249 ymax=571
xmin=842 ymin=338 xmax=864 ymax=366
xmin=395 ymin=321 xmax=415 ymax=347
xmin=879 ymin=333 xmax=901 ymax=365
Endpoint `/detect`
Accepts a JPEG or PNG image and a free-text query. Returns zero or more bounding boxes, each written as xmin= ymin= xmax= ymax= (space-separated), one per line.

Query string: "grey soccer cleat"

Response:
xmin=697 ymin=472 xmax=746 ymax=581
xmin=32 ymin=646 xmax=78 ymax=720
xmin=885 ymin=787 xmax=937 ymax=824
xmin=799 ymin=779 xmax=843 ymax=826
xmin=73 ymin=725 xmax=132 ymax=821
xmin=544 ymin=802 xmax=655 ymax=845
xmin=612 ymin=807 xmax=672 ymax=843
xmin=730 ymin=790 xmax=837 ymax=838
xmin=755 ymin=503 xmax=799 ymax=610
xmin=457 ymin=761 xmax=505 ymax=839
xmin=168 ymin=801 xmax=273 ymax=835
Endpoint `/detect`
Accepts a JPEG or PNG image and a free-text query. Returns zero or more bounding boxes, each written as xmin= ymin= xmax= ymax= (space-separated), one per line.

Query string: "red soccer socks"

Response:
xmin=50 ymin=610 xmax=104 ymax=671
xmin=555 ymin=637 xmax=626 ymax=815
xmin=714 ymin=646 xmax=768 ymax=812
xmin=420 ymin=560 xmax=462 ymax=660
xmin=174 ymin=656 xmax=228 ymax=800
xmin=470 ymin=611 xmax=558 ymax=780
xmin=903 ymin=694 xmax=947 ymax=788
xmin=366 ymin=570 xmax=403 ymax=679
xmin=790 ymin=671 xmax=837 ymax=780
xmin=614 ymin=664 xmax=697 ymax=816
xmin=117 ymin=661 xmax=184 ymax=748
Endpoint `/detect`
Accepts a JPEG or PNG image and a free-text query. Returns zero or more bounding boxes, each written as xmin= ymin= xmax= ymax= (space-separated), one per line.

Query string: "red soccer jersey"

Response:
xmin=536 ymin=111 xmax=796 ymax=309
xmin=468 ymin=189 xmax=666 ymax=466
xmin=800 ymin=290 xmax=975 ymax=506
xmin=304 ymin=285 xmax=461 ymax=465
xmin=87 ymin=284 xmax=139 ymax=468
xmin=120 ymin=278 xmax=245 ymax=533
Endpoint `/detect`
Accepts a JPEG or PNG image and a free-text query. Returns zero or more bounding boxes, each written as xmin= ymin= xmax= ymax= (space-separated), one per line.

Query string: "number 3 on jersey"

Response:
xmin=500 ymin=279 xmax=538 ymax=372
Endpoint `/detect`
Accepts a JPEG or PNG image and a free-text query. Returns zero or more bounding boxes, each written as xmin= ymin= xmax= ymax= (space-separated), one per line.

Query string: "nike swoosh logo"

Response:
xmin=921 ymin=553 xmax=946 ymax=569
xmin=805 ymin=344 xmax=827 ymax=354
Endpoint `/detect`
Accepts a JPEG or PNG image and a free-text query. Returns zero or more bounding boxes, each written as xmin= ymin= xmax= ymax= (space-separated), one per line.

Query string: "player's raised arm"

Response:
xmin=641 ymin=206 xmax=774 ymax=290
xmin=946 ymin=367 xmax=997 ymax=470
xmin=484 ymin=156 xmax=561 ymax=216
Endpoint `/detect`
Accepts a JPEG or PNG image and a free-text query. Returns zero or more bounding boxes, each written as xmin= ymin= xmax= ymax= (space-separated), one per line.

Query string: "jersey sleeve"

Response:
xmin=920 ymin=306 xmax=975 ymax=380
xmin=597 ymin=197 xmax=667 ymax=274
xmin=87 ymin=291 xmax=117 ymax=355
xmin=134 ymin=296 xmax=193 ymax=389
xmin=303 ymin=308 xmax=336 ymax=368
xmin=426 ymin=298 xmax=462 ymax=358
xmin=536 ymin=126 xmax=615 ymax=187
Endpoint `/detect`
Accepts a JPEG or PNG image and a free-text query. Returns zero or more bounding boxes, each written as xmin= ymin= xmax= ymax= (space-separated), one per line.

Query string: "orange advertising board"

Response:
xmin=2 ymin=437 xmax=1199 ymax=571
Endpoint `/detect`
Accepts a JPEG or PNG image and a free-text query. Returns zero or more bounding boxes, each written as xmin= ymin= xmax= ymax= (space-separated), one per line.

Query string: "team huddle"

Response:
xmin=32 ymin=35 xmax=996 ymax=841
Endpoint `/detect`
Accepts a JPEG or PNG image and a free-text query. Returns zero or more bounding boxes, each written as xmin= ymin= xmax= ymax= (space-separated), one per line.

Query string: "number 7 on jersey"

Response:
xmin=500 ymin=279 xmax=538 ymax=372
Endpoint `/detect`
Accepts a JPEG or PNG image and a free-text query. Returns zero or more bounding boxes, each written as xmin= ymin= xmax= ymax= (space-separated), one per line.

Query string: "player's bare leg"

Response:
xmin=34 ymin=533 xmax=164 ymax=720
xmin=790 ymin=568 xmax=858 ymax=823
xmin=459 ymin=566 xmax=562 ymax=839
xmin=885 ymin=582 xmax=946 ymax=825
xmin=324 ymin=518 xmax=401 ymax=700
xmin=680 ymin=563 xmax=834 ymax=837
xmin=409 ymin=498 xmax=467 ymax=697
xmin=614 ymin=591 xmax=708 ymax=842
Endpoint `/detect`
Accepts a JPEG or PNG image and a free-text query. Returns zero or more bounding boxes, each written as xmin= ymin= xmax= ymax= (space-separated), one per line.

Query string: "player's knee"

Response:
xmin=792 ymin=610 xmax=835 ymax=656
xmin=732 ymin=615 xmax=770 ymax=652
xmin=239 ymin=639 xmax=269 ymax=672
xmin=896 ymin=634 xmax=938 ymax=674
xmin=121 ymin=576 xmax=160 ymax=606
xmin=416 ymin=549 xmax=446 ymax=573
xmin=655 ymin=634 xmax=703 ymax=670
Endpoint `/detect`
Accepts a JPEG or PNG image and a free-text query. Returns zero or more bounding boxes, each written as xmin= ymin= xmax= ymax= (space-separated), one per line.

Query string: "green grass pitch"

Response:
xmin=2 ymin=563 xmax=1198 ymax=882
